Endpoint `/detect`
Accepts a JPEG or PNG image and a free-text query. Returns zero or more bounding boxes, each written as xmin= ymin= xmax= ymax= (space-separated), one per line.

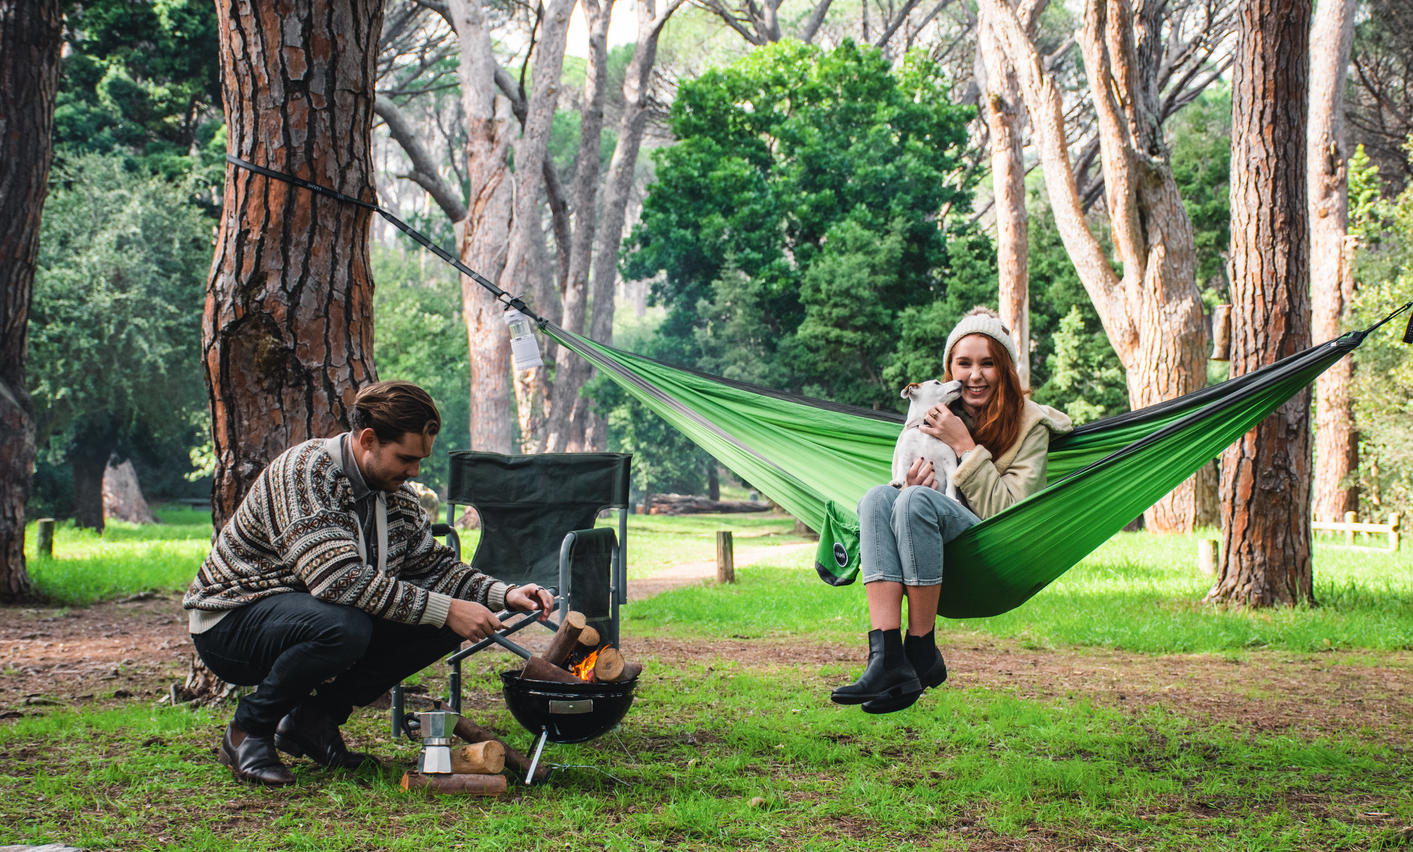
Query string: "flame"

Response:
xmin=568 ymin=646 xmax=600 ymax=681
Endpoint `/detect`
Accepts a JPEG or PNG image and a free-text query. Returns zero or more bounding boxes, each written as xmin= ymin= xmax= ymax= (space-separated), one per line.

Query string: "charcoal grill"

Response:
xmin=500 ymin=669 xmax=638 ymax=780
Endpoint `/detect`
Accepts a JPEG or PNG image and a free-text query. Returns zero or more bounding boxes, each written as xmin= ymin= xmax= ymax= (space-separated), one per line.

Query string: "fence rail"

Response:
xmin=1311 ymin=512 xmax=1401 ymax=552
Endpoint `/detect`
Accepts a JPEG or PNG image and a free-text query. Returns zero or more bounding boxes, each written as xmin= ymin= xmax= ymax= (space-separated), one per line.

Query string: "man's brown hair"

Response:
xmin=351 ymin=381 xmax=442 ymax=443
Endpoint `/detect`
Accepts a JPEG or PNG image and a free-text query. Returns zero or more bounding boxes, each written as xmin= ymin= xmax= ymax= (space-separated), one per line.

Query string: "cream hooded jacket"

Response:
xmin=950 ymin=400 xmax=1073 ymax=520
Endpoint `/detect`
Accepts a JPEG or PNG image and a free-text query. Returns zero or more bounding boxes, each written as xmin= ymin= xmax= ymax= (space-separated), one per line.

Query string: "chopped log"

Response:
xmin=593 ymin=646 xmax=625 ymax=682
xmin=521 ymin=654 xmax=585 ymax=684
xmin=451 ymin=740 xmax=504 ymax=774
xmin=453 ymin=718 xmax=550 ymax=783
xmin=578 ymin=625 xmax=600 ymax=648
xmin=401 ymin=771 xmax=507 ymax=796
xmin=541 ymin=610 xmax=587 ymax=666
xmin=615 ymin=661 xmax=644 ymax=683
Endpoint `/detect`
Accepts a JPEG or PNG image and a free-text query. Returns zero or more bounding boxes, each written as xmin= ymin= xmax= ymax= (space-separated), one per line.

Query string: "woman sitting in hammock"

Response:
xmin=831 ymin=307 xmax=1072 ymax=714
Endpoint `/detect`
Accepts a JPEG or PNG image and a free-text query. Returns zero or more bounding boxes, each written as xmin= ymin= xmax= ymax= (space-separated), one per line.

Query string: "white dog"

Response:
xmin=890 ymin=379 xmax=963 ymax=499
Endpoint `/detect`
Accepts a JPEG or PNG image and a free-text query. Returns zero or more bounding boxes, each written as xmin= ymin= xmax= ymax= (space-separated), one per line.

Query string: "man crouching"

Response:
xmin=183 ymin=381 xmax=552 ymax=786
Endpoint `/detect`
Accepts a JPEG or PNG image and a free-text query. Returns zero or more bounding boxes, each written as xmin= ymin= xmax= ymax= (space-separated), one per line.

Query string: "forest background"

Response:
xmin=16 ymin=0 xmax=1413 ymax=542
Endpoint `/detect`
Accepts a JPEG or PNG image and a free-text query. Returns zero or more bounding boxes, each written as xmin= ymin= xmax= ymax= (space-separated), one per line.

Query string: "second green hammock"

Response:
xmin=543 ymin=324 xmax=1371 ymax=618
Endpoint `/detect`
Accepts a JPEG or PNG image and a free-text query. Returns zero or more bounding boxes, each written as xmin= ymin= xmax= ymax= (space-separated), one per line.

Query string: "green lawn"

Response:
xmin=5 ymin=512 xmax=1413 ymax=850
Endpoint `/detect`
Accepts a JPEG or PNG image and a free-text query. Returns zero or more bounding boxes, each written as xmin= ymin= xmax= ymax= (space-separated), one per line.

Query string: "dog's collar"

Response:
xmin=903 ymin=418 xmax=926 ymax=432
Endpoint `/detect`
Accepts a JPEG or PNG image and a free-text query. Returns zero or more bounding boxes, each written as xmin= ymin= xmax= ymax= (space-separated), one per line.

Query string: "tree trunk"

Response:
xmin=205 ymin=0 xmax=384 ymax=531
xmin=450 ymin=0 xmax=516 ymax=454
xmin=1308 ymin=0 xmax=1358 ymax=523
xmin=582 ymin=0 xmax=685 ymax=451
xmin=544 ymin=0 xmax=616 ymax=453
xmin=501 ymin=0 xmax=573 ymax=454
xmin=0 ymin=0 xmax=62 ymax=601
xmin=69 ymin=419 xmax=117 ymax=533
xmin=981 ymin=0 xmax=1212 ymax=532
xmin=1210 ymin=0 xmax=1314 ymax=607
xmin=976 ymin=2 xmax=1031 ymax=387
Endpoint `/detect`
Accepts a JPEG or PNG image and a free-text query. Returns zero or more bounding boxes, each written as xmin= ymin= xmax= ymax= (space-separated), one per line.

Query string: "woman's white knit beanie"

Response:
xmin=942 ymin=307 xmax=1018 ymax=369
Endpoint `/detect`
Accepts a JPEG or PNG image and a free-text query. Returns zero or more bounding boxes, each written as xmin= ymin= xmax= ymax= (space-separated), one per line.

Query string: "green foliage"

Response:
xmin=1348 ymin=143 xmax=1413 ymax=519
xmin=370 ymin=247 xmax=471 ymax=496
xmin=1027 ymin=205 xmax=1129 ymax=419
xmin=1167 ymin=87 xmax=1233 ymax=302
xmin=623 ymin=40 xmax=979 ymax=410
xmin=27 ymin=154 xmax=212 ymax=513
xmin=55 ymin=0 xmax=224 ymax=184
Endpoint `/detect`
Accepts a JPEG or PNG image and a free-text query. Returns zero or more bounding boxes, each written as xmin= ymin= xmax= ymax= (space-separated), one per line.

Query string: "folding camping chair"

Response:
xmin=390 ymin=451 xmax=632 ymax=729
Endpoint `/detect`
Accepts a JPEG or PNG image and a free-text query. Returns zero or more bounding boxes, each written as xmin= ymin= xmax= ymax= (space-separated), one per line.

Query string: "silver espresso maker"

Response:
xmin=402 ymin=702 xmax=462 ymax=775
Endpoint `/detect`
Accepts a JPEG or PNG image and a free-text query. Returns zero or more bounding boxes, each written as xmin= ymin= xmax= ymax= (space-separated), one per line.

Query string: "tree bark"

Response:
xmin=69 ymin=418 xmax=117 ymax=533
xmin=976 ymin=0 xmax=1033 ymax=387
xmin=1308 ymin=0 xmax=1358 ymax=523
xmin=980 ymin=0 xmax=1212 ymax=532
xmin=544 ymin=0 xmax=615 ymax=453
xmin=205 ymin=0 xmax=384 ymax=531
xmin=450 ymin=0 xmax=516 ymax=453
xmin=1210 ymin=0 xmax=1314 ymax=607
xmin=0 ymin=0 xmax=62 ymax=600
xmin=581 ymin=0 xmax=685 ymax=450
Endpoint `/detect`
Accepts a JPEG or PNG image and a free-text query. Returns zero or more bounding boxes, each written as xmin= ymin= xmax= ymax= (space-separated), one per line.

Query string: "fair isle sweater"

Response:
xmin=184 ymin=436 xmax=508 ymax=633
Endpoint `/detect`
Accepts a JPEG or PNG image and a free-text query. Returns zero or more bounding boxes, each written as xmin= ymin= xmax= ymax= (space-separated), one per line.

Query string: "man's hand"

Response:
xmin=903 ymin=457 xmax=937 ymax=489
xmin=446 ymin=599 xmax=503 ymax=641
xmin=506 ymin=584 xmax=555 ymax=622
xmin=920 ymin=404 xmax=977 ymax=456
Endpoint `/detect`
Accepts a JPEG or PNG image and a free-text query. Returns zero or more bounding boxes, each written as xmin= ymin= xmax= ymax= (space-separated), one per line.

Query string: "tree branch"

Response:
xmin=374 ymin=95 xmax=469 ymax=222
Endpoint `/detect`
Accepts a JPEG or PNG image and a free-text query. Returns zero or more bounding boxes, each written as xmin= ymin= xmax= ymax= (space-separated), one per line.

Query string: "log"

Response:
xmin=541 ymin=610 xmax=587 ymax=666
xmin=401 ymin=771 xmax=507 ymax=796
xmin=451 ymin=740 xmax=505 ymax=774
xmin=615 ymin=661 xmax=644 ymax=682
xmin=578 ymin=625 xmax=600 ymax=648
xmin=453 ymin=718 xmax=550 ymax=783
xmin=521 ymin=654 xmax=585 ymax=684
xmin=593 ymin=646 xmax=624 ymax=682
xmin=716 ymin=531 xmax=735 ymax=583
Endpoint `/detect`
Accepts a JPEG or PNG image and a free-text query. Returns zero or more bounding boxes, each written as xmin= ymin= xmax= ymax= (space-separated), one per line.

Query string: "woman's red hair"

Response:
xmin=944 ymin=334 xmax=1027 ymax=456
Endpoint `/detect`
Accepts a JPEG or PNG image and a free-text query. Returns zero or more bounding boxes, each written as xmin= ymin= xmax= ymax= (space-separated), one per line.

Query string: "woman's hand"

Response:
xmin=903 ymin=457 xmax=937 ymax=489
xmin=919 ymin=404 xmax=977 ymax=456
xmin=505 ymin=584 xmax=555 ymax=622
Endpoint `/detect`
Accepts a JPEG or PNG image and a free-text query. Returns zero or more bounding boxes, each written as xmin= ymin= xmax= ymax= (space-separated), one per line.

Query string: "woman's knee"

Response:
xmin=859 ymin=484 xmax=900 ymax=516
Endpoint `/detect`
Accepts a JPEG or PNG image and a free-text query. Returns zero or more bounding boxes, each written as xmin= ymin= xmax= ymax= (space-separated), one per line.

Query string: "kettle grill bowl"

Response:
xmin=499 ymin=670 xmax=637 ymax=744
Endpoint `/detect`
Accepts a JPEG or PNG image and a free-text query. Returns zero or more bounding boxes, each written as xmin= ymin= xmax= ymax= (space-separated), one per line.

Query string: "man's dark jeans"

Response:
xmin=192 ymin=593 xmax=462 ymax=737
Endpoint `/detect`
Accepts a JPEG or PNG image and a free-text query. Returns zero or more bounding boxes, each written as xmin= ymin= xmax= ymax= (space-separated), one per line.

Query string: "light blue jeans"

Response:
xmin=858 ymin=485 xmax=980 ymax=586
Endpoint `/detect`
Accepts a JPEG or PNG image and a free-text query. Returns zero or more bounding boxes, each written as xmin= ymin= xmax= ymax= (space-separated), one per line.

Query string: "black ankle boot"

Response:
xmin=830 ymin=629 xmax=921 ymax=706
xmin=861 ymin=631 xmax=947 ymax=714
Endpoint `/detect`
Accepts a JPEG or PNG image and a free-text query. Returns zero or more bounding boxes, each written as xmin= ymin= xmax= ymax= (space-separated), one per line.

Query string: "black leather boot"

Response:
xmin=219 ymin=722 xmax=296 ymax=786
xmin=861 ymin=631 xmax=947 ymax=714
xmin=274 ymin=702 xmax=378 ymax=770
xmin=830 ymin=629 xmax=921 ymax=706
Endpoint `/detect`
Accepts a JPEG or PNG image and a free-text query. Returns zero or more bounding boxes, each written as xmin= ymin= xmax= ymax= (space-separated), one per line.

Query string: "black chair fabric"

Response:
xmin=447 ymin=451 xmax=631 ymax=590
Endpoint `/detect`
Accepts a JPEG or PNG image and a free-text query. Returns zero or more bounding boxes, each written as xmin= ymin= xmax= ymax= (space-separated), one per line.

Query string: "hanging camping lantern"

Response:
xmin=504 ymin=304 xmax=543 ymax=371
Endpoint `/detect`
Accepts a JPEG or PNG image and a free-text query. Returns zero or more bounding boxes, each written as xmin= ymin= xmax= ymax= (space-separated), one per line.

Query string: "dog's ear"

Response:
xmin=901 ymin=383 xmax=919 ymax=399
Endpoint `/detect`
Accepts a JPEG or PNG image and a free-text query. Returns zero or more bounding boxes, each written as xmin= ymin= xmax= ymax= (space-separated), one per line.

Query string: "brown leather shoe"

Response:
xmin=274 ymin=703 xmax=378 ymax=770
xmin=219 ymin=722 xmax=295 ymax=786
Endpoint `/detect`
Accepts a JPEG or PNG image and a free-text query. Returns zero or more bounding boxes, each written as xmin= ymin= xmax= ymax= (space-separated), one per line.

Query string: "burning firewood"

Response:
xmin=521 ymin=654 xmax=586 ymax=684
xmin=592 ymin=647 xmax=642 ymax=683
xmin=541 ymin=611 xmax=588 ymax=666
xmin=577 ymin=626 xmax=600 ymax=648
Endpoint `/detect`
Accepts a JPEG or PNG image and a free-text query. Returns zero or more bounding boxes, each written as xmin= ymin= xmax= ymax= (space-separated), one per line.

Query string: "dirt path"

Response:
xmin=627 ymin=541 xmax=817 ymax=600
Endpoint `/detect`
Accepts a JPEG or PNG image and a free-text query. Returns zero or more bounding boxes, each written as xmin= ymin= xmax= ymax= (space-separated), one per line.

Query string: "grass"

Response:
xmin=7 ymin=513 xmax=1413 ymax=850
xmin=2 ymin=658 xmax=1411 ymax=850
xmin=635 ymin=529 xmax=1413 ymax=653
xmin=22 ymin=505 xmax=214 ymax=606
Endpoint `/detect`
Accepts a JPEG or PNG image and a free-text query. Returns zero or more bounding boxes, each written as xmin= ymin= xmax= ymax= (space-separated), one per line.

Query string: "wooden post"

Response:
xmin=35 ymin=518 xmax=54 ymax=558
xmin=1390 ymin=513 xmax=1401 ymax=553
xmin=1211 ymin=305 xmax=1232 ymax=361
xmin=716 ymin=531 xmax=735 ymax=584
xmin=1344 ymin=511 xmax=1357 ymax=546
xmin=1197 ymin=539 xmax=1218 ymax=576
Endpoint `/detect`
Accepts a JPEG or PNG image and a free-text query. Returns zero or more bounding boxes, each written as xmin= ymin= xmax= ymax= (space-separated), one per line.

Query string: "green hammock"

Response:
xmin=543 ymin=323 xmax=1381 ymax=618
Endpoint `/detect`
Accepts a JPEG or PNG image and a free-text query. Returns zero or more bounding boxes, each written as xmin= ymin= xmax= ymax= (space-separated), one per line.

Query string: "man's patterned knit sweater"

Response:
xmin=184 ymin=437 xmax=508 ymax=633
